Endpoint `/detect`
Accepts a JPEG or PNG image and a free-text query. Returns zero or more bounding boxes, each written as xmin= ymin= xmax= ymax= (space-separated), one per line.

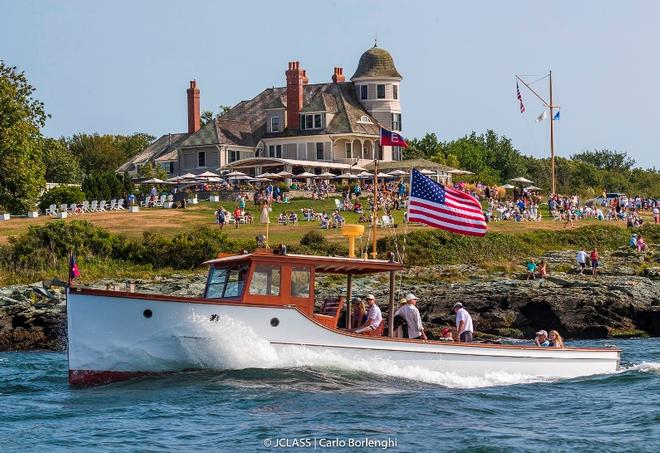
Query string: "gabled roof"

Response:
xmin=117 ymin=133 xmax=188 ymax=172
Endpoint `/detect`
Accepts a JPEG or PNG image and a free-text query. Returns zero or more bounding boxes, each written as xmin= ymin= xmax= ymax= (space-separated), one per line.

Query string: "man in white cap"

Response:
xmin=534 ymin=330 xmax=550 ymax=347
xmin=394 ymin=293 xmax=427 ymax=340
xmin=353 ymin=294 xmax=382 ymax=334
xmin=453 ymin=302 xmax=473 ymax=343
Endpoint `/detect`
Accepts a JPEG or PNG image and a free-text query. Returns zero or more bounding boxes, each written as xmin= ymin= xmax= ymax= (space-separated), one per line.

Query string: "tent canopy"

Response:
xmin=509 ymin=176 xmax=533 ymax=184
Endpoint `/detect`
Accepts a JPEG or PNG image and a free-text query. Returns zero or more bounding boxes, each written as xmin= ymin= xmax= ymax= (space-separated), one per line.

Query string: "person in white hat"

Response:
xmin=394 ymin=293 xmax=427 ymax=340
xmin=534 ymin=330 xmax=550 ymax=347
xmin=352 ymin=294 xmax=382 ymax=334
xmin=453 ymin=302 xmax=473 ymax=343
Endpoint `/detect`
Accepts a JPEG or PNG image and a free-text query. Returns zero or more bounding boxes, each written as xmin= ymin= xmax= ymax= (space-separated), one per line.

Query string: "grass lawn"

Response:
xmin=0 ymin=197 xmax=637 ymax=246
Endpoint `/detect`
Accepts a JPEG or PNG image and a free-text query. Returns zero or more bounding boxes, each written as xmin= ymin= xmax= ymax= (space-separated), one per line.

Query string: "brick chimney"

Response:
xmin=332 ymin=67 xmax=345 ymax=83
xmin=186 ymin=80 xmax=200 ymax=134
xmin=286 ymin=61 xmax=304 ymax=129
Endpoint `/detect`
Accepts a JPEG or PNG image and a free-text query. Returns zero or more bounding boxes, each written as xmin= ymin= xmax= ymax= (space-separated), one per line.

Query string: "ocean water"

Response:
xmin=1 ymin=338 xmax=658 ymax=452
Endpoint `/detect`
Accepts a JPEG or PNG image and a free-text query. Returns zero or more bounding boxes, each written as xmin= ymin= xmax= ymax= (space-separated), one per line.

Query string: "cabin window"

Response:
xmin=205 ymin=265 xmax=248 ymax=299
xmin=290 ymin=267 xmax=311 ymax=298
xmin=249 ymin=264 xmax=281 ymax=296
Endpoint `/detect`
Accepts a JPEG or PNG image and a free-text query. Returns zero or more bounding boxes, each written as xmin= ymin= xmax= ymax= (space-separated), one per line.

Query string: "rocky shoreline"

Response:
xmin=1 ymin=248 xmax=658 ymax=351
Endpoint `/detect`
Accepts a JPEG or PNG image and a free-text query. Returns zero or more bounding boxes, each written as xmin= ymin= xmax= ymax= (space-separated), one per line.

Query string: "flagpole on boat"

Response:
xmin=371 ymin=158 xmax=378 ymax=258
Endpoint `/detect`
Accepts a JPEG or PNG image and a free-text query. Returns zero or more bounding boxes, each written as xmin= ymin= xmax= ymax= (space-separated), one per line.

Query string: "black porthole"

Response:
xmin=143 ymin=309 xmax=153 ymax=319
xmin=270 ymin=317 xmax=279 ymax=327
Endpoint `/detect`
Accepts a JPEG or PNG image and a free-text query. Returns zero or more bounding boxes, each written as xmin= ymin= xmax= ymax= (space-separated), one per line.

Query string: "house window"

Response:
xmin=297 ymin=143 xmax=306 ymax=160
xmin=271 ymin=116 xmax=280 ymax=133
xmin=392 ymin=113 xmax=402 ymax=131
xmin=377 ymin=84 xmax=385 ymax=99
xmin=360 ymin=85 xmax=368 ymax=100
xmin=392 ymin=146 xmax=402 ymax=161
xmin=300 ymin=113 xmax=323 ymax=130
xmin=168 ymin=162 xmax=175 ymax=174
xmin=345 ymin=142 xmax=352 ymax=159
xmin=228 ymin=150 xmax=239 ymax=163
xmin=269 ymin=145 xmax=275 ymax=157
xmin=249 ymin=264 xmax=281 ymax=296
xmin=358 ymin=115 xmax=372 ymax=124
xmin=198 ymin=151 xmax=206 ymax=167
xmin=316 ymin=143 xmax=324 ymax=160
xmin=393 ymin=84 xmax=398 ymax=100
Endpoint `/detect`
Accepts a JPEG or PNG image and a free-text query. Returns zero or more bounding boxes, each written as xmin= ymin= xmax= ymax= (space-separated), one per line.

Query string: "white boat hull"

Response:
xmin=67 ymin=290 xmax=620 ymax=385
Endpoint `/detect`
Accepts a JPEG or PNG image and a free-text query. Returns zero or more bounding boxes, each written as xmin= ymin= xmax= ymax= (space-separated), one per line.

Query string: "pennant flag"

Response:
xmin=69 ymin=253 xmax=81 ymax=282
xmin=407 ymin=169 xmax=487 ymax=237
xmin=380 ymin=128 xmax=408 ymax=148
xmin=535 ymin=110 xmax=548 ymax=123
xmin=553 ymin=110 xmax=560 ymax=120
xmin=516 ymin=82 xmax=525 ymax=113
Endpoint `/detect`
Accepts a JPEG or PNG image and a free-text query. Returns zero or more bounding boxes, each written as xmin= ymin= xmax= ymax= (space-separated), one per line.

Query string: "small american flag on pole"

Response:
xmin=407 ymin=169 xmax=487 ymax=236
xmin=516 ymin=82 xmax=525 ymax=113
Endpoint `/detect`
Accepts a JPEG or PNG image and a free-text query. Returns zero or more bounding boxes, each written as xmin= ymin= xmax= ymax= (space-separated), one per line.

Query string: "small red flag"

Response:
xmin=380 ymin=128 xmax=408 ymax=148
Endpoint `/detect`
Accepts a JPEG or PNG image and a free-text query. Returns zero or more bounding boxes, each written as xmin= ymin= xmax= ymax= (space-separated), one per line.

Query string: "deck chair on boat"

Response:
xmin=312 ymin=297 xmax=345 ymax=329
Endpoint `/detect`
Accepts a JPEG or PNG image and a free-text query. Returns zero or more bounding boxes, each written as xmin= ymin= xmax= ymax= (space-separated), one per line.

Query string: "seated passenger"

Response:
xmin=439 ymin=327 xmax=454 ymax=341
xmin=278 ymin=212 xmax=288 ymax=224
xmin=351 ymin=299 xmax=367 ymax=329
xmin=534 ymin=330 xmax=550 ymax=347
xmin=351 ymin=294 xmax=382 ymax=334
xmin=547 ymin=330 xmax=564 ymax=348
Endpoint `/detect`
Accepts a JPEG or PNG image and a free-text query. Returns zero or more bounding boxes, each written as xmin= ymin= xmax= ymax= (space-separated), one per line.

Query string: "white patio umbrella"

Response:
xmin=358 ymin=171 xmax=374 ymax=178
xmin=377 ymin=172 xmax=393 ymax=178
xmin=294 ymin=171 xmax=317 ymax=178
xmin=525 ymin=185 xmax=542 ymax=191
xmin=197 ymin=171 xmax=220 ymax=178
xmin=336 ymin=173 xmax=357 ymax=179
xmin=256 ymin=172 xmax=281 ymax=179
xmin=419 ymin=169 xmax=435 ymax=175
xmin=388 ymin=169 xmax=407 ymax=176
xmin=226 ymin=170 xmax=247 ymax=177
xmin=277 ymin=170 xmax=294 ymax=177
xmin=141 ymin=178 xmax=166 ymax=184
xmin=449 ymin=169 xmax=475 ymax=175
xmin=509 ymin=176 xmax=533 ymax=184
xmin=500 ymin=184 xmax=516 ymax=189
xmin=253 ymin=177 xmax=271 ymax=182
xmin=316 ymin=172 xmax=336 ymax=178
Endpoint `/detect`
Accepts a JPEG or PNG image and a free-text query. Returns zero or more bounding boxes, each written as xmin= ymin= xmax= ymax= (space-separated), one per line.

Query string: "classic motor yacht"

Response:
xmin=66 ymin=247 xmax=620 ymax=385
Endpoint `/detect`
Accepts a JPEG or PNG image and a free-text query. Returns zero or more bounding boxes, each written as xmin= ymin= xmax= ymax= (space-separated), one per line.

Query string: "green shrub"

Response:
xmin=38 ymin=185 xmax=85 ymax=212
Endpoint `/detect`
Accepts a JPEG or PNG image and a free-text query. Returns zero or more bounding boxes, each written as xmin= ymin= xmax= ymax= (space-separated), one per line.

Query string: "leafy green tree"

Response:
xmin=38 ymin=185 xmax=85 ymax=211
xmin=66 ymin=132 xmax=155 ymax=174
xmin=42 ymin=137 xmax=83 ymax=183
xmin=0 ymin=61 xmax=47 ymax=212
xmin=571 ymin=149 xmax=636 ymax=171
xmin=200 ymin=105 xmax=232 ymax=126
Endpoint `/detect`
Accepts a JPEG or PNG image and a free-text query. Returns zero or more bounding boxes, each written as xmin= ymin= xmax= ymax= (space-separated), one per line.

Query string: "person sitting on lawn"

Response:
xmin=288 ymin=211 xmax=298 ymax=224
xmin=278 ymin=212 xmax=288 ymax=225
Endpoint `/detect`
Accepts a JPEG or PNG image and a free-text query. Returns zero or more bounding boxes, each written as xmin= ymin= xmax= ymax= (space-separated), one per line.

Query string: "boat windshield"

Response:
xmin=205 ymin=264 xmax=249 ymax=299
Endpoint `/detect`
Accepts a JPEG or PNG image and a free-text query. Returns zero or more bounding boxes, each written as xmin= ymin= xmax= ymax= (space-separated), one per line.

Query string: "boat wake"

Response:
xmin=175 ymin=314 xmax=549 ymax=389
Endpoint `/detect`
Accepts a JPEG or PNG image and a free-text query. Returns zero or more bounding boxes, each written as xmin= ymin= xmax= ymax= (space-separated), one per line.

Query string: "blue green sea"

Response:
xmin=1 ymin=338 xmax=658 ymax=452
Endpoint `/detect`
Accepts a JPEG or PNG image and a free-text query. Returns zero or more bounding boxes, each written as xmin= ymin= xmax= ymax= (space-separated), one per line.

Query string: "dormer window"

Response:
xmin=377 ymin=84 xmax=385 ymax=99
xmin=358 ymin=115 xmax=373 ymax=124
xmin=271 ymin=116 xmax=280 ymax=133
xmin=300 ymin=113 xmax=323 ymax=130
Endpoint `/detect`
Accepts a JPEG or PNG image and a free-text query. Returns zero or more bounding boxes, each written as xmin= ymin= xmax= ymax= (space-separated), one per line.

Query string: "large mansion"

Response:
xmin=118 ymin=45 xmax=407 ymax=177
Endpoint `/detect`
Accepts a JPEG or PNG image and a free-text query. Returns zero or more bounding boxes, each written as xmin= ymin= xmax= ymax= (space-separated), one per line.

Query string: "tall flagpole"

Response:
xmin=515 ymin=72 xmax=558 ymax=195
xmin=549 ymin=71 xmax=556 ymax=195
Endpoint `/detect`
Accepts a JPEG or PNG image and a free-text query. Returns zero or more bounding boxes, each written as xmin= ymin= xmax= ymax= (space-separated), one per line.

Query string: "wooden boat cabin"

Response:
xmin=202 ymin=249 xmax=404 ymax=335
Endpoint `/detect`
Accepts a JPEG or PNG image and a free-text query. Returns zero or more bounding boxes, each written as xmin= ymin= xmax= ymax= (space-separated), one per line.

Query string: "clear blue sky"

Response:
xmin=2 ymin=0 xmax=658 ymax=168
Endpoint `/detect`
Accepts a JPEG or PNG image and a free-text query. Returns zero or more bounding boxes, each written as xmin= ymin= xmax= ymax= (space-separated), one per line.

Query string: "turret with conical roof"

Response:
xmin=352 ymin=44 xmax=403 ymax=161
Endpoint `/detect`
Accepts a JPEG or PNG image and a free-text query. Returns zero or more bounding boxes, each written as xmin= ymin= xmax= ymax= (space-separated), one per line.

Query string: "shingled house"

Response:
xmin=118 ymin=45 xmax=405 ymax=177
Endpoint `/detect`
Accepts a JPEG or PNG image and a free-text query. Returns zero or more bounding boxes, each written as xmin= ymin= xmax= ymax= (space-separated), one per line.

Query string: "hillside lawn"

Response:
xmin=0 ymin=197 xmax=645 ymax=246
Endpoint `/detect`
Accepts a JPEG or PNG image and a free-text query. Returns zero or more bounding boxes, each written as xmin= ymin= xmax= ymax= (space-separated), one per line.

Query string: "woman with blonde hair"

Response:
xmin=548 ymin=330 xmax=564 ymax=348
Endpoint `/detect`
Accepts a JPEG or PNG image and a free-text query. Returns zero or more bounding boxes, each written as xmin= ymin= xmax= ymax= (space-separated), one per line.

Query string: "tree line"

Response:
xmin=404 ymin=131 xmax=659 ymax=197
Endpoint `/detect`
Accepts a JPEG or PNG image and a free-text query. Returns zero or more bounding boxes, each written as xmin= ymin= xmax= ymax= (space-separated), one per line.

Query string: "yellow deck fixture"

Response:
xmin=341 ymin=224 xmax=365 ymax=258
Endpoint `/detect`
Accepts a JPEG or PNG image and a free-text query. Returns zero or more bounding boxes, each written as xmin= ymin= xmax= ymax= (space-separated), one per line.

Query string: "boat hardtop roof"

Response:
xmin=202 ymin=248 xmax=404 ymax=275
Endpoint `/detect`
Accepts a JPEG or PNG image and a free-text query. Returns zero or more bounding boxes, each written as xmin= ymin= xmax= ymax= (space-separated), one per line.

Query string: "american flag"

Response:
xmin=407 ymin=169 xmax=487 ymax=236
xmin=516 ymin=82 xmax=525 ymax=113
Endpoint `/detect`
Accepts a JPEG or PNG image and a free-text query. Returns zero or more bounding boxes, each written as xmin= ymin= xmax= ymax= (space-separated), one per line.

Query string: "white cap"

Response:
xmin=536 ymin=330 xmax=548 ymax=336
xmin=405 ymin=293 xmax=418 ymax=302
xmin=366 ymin=294 xmax=375 ymax=300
